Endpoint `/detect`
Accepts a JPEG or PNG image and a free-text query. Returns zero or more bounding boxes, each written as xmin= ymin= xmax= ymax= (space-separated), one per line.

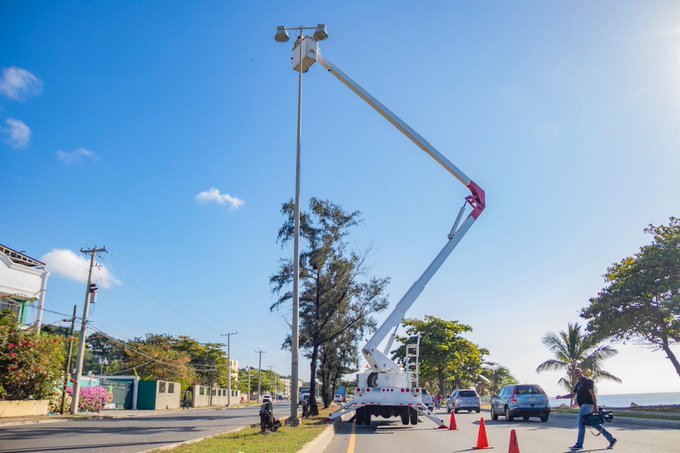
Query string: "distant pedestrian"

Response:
xmin=557 ymin=368 xmax=617 ymax=451
xmin=182 ymin=390 xmax=191 ymax=410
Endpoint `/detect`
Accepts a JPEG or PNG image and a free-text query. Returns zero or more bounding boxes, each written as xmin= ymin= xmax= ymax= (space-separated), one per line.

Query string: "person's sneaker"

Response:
xmin=607 ymin=438 xmax=618 ymax=449
xmin=569 ymin=446 xmax=583 ymax=451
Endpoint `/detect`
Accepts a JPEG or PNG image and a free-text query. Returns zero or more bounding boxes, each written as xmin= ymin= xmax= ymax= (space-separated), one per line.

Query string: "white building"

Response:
xmin=0 ymin=244 xmax=49 ymax=327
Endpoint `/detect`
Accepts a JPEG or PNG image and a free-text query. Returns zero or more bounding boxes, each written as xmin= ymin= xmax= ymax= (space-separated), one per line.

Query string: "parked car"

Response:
xmin=490 ymin=384 xmax=550 ymax=422
xmin=333 ymin=394 xmax=344 ymax=403
xmin=421 ymin=388 xmax=434 ymax=411
xmin=447 ymin=389 xmax=481 ymax=413
xmin=262 ymin=394 xmax=272 ymax=403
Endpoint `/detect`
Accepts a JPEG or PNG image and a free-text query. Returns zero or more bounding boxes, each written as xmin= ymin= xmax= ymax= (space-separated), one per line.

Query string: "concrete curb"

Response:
xmin=550 ymin=412 xmax=680 ymax=429
xmin=298 ymin=413 xmax=350 ymax=453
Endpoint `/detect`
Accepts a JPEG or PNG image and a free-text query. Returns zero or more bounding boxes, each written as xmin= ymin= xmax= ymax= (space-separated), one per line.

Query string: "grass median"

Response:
xmin=164 ymin=405 xmax=336 ymax=453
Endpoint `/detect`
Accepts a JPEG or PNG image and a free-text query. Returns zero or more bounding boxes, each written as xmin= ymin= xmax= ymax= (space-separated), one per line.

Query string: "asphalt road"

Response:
xmin=324 ymin=408 xmax=680 ymax=453
xmin=0 ymin=402 xmax=288 ymax=453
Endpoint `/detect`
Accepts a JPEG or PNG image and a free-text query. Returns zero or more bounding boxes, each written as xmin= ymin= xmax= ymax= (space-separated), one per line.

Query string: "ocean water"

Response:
xmin=550 ymin=392 xmax=680 ymax=408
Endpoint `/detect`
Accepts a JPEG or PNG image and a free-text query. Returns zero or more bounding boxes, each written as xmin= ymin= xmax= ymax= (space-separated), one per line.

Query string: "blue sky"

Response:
xmin=1 ymin=1 xmax=679 ymax=395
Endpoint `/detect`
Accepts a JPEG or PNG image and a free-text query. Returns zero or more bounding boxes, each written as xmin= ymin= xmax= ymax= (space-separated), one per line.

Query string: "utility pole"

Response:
xmin=221 ymin=331 xmax=237 ymax=407
xmin=60 ymin=305 xmax=77 ymax=414
xmin=71 ymin=246 xmax=106 ymax=414
xmin=247 ymin=367 xmax=251 ymax=402
xmin=255 ymin=349 xmax=266 ymax=403
xmin=268 ymin=365 xmax=277 ymax=398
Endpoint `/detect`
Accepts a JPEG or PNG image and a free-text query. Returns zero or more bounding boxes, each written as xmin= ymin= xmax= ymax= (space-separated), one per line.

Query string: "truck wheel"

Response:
xmin=355 ymin=407 xmax=364 ymax=425
xmin=400 ymin=407 xmax=410 ymax=425
xmin=410 ymin=408 xmax=418 ymax=425
xmin=363 ymin=408 xmax=372 ymax=425
xmin=540 ymin=415 xmax=549 ymax=422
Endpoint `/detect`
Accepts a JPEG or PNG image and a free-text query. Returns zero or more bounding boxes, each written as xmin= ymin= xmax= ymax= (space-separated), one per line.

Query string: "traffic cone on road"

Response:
xmin=448 ymin=411 xmax=458 ymax=430
xmin=508 ymin=429 xmax=520 ymax=453
xmin=473 ymin=417 xmax=493 ymax=449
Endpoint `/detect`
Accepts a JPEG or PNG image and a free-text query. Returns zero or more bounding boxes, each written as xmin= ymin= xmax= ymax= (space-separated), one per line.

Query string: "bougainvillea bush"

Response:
xmin=0 ymin=314 xmax=65 ymax=400
xmin=66 ymin=386 xmax=111 ymax=412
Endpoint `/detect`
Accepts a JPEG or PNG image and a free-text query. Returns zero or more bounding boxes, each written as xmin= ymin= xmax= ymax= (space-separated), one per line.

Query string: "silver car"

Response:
xmin=447 ymin=389 xmax=481 ymax=413
xmin=490 ymin=384 xmax=550 ymax=422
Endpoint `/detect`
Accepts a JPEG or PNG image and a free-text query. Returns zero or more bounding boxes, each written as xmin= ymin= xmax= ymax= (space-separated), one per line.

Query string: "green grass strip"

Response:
xmin=166 ymin=408 xmax=334 ymax=453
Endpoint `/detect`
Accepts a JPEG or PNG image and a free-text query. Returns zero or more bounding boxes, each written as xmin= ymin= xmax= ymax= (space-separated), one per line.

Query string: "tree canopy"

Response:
xmin=581 ymin=217 xmax=680 ymax=378
xmin=392 ymin=315 xmax=487 ymax=395
xmin=271 ymin=198 xmax=389 ymax=414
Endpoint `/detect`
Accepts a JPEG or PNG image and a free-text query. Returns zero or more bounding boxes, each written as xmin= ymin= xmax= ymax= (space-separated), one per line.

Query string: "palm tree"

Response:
xmin=479 ymin=364 xmax=518 ymax=400
xmin=536 ymin=322 xmax=621 ymax=406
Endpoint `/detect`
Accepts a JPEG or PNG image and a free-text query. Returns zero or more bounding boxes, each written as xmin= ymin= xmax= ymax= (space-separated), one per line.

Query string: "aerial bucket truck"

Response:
xmin=286 ymin=34 xmax=486 ymax=428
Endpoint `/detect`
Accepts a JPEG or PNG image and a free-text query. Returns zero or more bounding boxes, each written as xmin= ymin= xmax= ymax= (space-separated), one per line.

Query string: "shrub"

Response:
xmin=66 ymin=386 xmax=111 ymax=412
xmin=0 ymin=321 xmax=65 ymax=401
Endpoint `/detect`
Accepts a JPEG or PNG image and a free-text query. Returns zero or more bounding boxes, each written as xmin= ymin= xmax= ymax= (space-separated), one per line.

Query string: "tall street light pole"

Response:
xmin=221 ymin=331 xmax=237 ymax=407
xmin=274 ymin=22 xmax=329 ymax=427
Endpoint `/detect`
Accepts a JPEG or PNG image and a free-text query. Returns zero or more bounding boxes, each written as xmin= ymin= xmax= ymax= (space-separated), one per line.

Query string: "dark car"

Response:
xmin=491 ymin=384 xmax=550 ymax=422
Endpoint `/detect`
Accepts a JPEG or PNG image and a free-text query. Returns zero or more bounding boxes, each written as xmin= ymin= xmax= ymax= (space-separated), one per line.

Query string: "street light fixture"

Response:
xmin=274 ymin=26 xmax=290 ymax=43
xmin=313 ymin=24 xmax=328 ymax=41
xmin=274 ymin=23 xmax=329 ymax=427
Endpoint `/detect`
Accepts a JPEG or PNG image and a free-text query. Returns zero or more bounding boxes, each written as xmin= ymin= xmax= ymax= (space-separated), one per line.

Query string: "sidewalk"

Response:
xmin=0 ymin=404 xmax=255 ymax=428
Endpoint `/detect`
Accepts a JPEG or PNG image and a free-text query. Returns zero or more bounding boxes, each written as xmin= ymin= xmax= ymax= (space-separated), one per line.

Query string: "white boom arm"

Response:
xmin=297 ymin=38 xmax=486 ymax=374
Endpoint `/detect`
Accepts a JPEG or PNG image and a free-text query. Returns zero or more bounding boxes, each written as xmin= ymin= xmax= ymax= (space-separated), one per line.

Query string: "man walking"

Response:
xmin=557 ymin=368 xmax=617 ymax=451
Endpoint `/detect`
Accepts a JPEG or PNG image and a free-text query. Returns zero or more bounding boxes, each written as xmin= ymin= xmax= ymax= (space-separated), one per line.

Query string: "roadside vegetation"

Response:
xmin=535 ymin=217 xmax=679 ymax=395
xmin=164 ymin=405 xmax=337 ymax=453
xmin=270 ymin=198 xmax=390 ymax=415
xmin=536 ymin=322 xmax=621 ymax=406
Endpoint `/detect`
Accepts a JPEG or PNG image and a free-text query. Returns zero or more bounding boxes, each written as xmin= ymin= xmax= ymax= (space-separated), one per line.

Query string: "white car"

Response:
xmin=333 ymin=394 xmax=344 ymax=403
xmin=421 ymin=389 xmax=434 ymax=411
xmin=262 ymin=394 xmax=272 ymax=403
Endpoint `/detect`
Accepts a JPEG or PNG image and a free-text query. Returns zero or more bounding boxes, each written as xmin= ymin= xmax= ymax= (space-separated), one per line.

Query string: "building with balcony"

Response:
xmin=0 ymin=244 xmax=49 ymax=327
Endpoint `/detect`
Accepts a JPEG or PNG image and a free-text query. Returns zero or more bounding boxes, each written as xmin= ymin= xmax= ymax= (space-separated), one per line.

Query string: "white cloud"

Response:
xmin=41 ymin=249 xmax=121 ymax=289
xmin=56 ymin=148 xmax=98 ymax=164
xmin=195 ymin=188 xmax=245 ymax=210
xmin=0 ymin=67 xmax=43 ymax=101
xmin=2 ymin=118 xmax=31 ymax=149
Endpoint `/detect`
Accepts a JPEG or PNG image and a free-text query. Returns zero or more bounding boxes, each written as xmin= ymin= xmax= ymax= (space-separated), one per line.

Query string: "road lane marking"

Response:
xmin=346 ymin=420 xmax=356 ymax=453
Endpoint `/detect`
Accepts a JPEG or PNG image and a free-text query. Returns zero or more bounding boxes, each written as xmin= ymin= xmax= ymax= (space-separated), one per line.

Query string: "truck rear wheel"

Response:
xmin=363 ymin=408 xmax=372 ymax=425
xmin=400 ymin=407 xmax=410 ymax=425
xmin=355 ymin=407 xmax=364 ymax=425
xmin=410 ymin=408 xmax=418 ymax=425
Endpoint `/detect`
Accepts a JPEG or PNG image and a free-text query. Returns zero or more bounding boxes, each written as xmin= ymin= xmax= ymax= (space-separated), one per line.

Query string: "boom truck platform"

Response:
xmin=286 ymin=34 xmax=486 ymax=428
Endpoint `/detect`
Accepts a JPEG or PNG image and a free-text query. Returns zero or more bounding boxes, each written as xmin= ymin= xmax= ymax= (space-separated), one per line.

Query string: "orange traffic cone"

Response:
xmin=508 ymin=429 xmax=520 ymax=453
xmin=473 ymin=417 xmax=493 ymax=449
xmin=448 ymin=411 xmax=458 ymax=430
